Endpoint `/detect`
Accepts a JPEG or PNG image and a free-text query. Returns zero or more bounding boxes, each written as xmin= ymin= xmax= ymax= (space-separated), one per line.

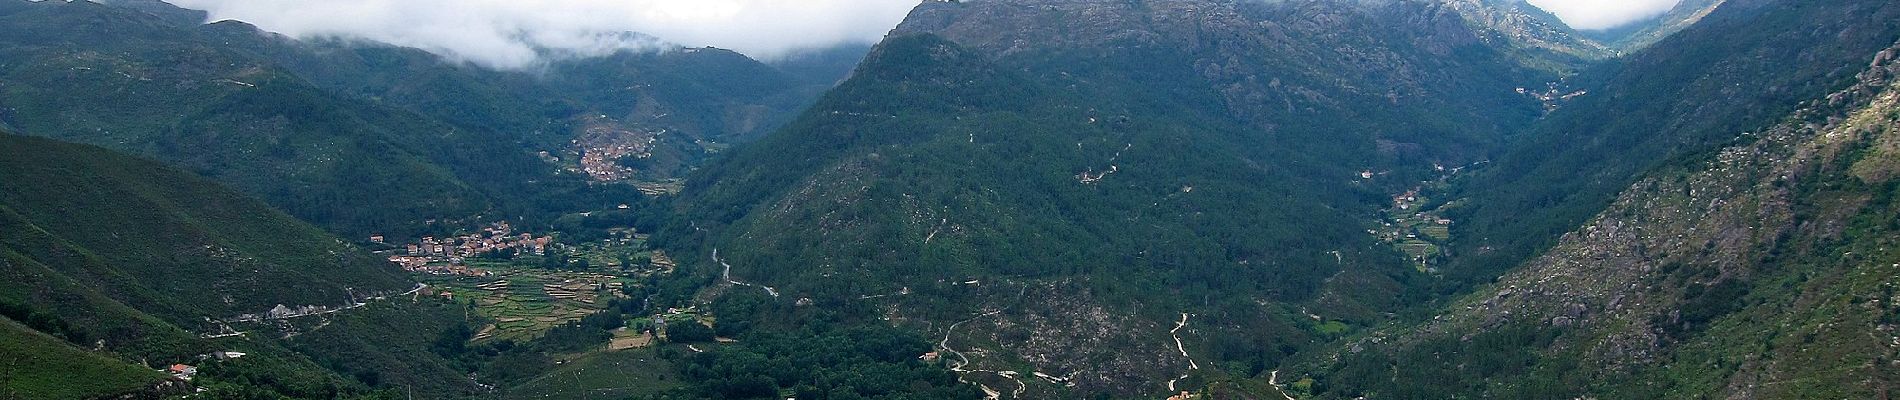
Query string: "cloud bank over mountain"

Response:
xmin=1526 ymin=0 xmax=1682 ymax=30
xmin=161 ymin=0 xmax=1685 ymax=69
xmin=163 ymin=0 xmax=918 ymax=69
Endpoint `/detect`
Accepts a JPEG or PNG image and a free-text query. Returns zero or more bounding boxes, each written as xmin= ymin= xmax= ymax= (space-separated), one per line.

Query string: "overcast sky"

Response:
xmin=162 ymin=0 xmax=1681 ymax=70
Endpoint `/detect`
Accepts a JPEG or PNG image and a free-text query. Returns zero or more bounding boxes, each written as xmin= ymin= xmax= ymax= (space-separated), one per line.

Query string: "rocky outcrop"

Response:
xmin=1295 ymin=39 xmax=1900 ymax=398
xmin=1439 ymin=0 xmax=1610 ymax=62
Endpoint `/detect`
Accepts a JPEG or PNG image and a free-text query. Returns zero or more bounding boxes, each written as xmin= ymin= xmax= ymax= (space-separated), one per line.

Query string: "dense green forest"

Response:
xmin=675 ymin=32 xmax=1401 ymax=319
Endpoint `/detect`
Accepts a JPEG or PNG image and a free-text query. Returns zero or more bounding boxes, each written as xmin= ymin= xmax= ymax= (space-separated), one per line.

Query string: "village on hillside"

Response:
xmin=1377 ymin=187 xmax=1455 ymax=273
xmin=381 ymin=221 xmax=553 ymax=277
xmin=1361 ymin=162 xmax=1483 ymax=273
xmin=566 ymin=116 xmax=660 ymax=184
xmin=382 ymin=221 xmax=688 ymax=344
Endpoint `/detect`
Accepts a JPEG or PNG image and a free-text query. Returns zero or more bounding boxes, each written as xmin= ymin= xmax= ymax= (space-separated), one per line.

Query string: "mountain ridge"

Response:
xmin=1443 ymin=0 xmax=1900 ymax=287
xmin=1291 ymin=35 xmax=1900 ymax=398
xmin=667 ymin=0 xmax=1616 ymax=396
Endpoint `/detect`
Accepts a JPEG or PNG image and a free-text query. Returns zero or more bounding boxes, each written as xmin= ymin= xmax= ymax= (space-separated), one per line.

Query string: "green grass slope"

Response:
xmin=0 ymin=318 xmax=167 ymax=400
xmin=0 ymin=133 xmax=410 ymax=326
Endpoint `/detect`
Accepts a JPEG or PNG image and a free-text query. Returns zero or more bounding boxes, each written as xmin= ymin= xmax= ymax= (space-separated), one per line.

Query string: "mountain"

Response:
xmin=1287 ymin=0 xmax=1900 ymax=397
xmin=145 ymin=0 xmax=869 ymax=185
xmin=1585 ymin=0 xmax=1729 ymax=53
xmin=666 ymin=0 xmax=1614 ymax=397
xmin=0 ymin=0 xmax=857 ymax=239
xmin=48 ymin=0 xmax=870 ymax=214
xmin=0 ymin=0 xmax=624 ymax=239
xmin=1439 ymin=0 xmax=1611 ymax=68
xmin=1441 ymin=0 xmax=1900 ymax=287
xmin=0 ymin=132 xmax=489 ymax=398
xmin=11 ymin=0 xmax=1893 ymax=398
xmin=206 ymin=33 xmax=866 ymax=183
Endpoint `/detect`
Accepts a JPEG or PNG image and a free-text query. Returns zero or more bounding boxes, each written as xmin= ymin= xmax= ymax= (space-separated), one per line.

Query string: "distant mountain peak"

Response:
xmin=1435 ymin=0 xmax=1612 ymax=62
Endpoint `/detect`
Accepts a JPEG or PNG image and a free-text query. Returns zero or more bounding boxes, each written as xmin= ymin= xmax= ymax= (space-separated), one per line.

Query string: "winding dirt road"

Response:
xmin=1166 ymin=313 xmax=1199 ymax=392
xmin=711 ymin=248 xmax=778 ymax=297
xmin=938 ymin=288 xmax=1031 ymax=399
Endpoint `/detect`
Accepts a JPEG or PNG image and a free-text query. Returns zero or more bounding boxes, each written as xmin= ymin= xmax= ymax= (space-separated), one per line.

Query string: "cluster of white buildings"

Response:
xmin=387 ymin=222 xmax=553 ymax=269
xmin=570 ymin=122 xmax=657 ymax=183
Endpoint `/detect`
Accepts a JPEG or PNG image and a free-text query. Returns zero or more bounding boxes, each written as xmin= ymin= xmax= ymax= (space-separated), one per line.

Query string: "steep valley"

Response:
xmin=1292 ymin=37 xmax=1900 ymax=399
xmin=5 ymin=0 xmax=1900 ymax=399
xmin=668 ymin=0 xmax=1611 ymax=397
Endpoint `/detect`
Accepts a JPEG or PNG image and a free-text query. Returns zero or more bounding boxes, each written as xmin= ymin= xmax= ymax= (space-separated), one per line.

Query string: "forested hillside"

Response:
xmin=0 ymin=133 xmax=409 ymax=332
xmin=0 ymin=0 xmax=870 ymax=239
xmin=0 ymin=0 xmax=507 ymax=237
xmin=0 ymin=132 xmax=497 ymax=399
xmin=667 ymin=0 xmax=1612 ymax=396
xmin=1293 ymin=36 xmax=1900 ymax=398
xmin=204 ymin=24 xmax=864 ymax=181
xmin=1288 ymin=0 xmax=1900 ymax=397
xmin=1443 ymin=0 xmax=1900 ymax=288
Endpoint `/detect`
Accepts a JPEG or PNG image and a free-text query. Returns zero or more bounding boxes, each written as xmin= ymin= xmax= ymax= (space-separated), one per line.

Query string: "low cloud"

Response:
xmin=1525 ymin=0 xmax=1683 ymax=30
xmin=162 ymin=0 xmax=919 ymax=69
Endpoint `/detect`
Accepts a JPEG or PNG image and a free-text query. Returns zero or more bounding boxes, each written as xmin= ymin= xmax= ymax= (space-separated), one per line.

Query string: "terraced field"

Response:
xmin=401 ymin=233 xmax=682 ymax=342
xmin=422 ymin=265 xmax=632 ymax=342
xmin=1377 ymin=186 xmax=1458 ymax=273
